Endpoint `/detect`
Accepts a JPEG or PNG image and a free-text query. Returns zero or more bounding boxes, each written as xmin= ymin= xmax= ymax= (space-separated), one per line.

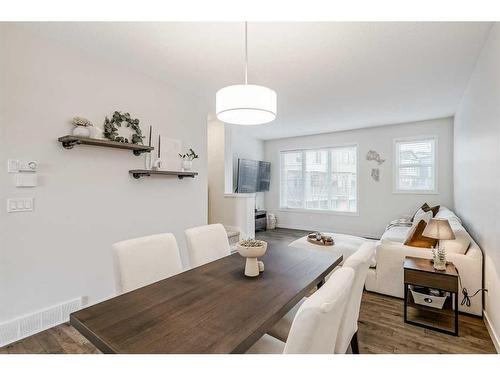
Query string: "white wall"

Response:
xmin=207 ymin=119 xmax=256 ymax=239
xmin=264 ymin=118 xmax=454 ymax=238
xmin=454 ymin=24 xmax=500 ymax=350
xmin=0 ymin=25 xmax=208 ymax=322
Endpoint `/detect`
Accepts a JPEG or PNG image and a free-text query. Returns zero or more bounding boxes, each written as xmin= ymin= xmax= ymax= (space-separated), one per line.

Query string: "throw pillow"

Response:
xmin=426 ymin=204 xmax=440 ymax=217
xmin=411 ymin=203 xmax=430 ymax=221
xmin=411 ymin=203 xmax=440 ymax=221
xmin=404 ymin=219 xmax=438 ymax=248
xmin=413 ymin=209 xmax=432 ymax=225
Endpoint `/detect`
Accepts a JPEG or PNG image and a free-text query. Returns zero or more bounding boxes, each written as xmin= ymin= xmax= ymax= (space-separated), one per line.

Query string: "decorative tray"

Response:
xmin=307 ymin=232 xmax=335 ymax=246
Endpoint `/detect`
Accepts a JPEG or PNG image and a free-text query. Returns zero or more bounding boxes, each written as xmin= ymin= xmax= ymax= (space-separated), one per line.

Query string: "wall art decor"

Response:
xmin=103 ymin=111 xmax=144 ymax=144
xmin=161 ymin=136 xmax=182 ymax=171
xmin=371 ymin=168 xmax=380 ymax=181
xmin=366 ymin=150 xmax=385 ymax=165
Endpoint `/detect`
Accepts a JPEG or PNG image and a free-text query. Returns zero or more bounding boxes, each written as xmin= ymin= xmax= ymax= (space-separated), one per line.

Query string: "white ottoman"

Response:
xmin=289 ymin=232 xmax=374 ymax=266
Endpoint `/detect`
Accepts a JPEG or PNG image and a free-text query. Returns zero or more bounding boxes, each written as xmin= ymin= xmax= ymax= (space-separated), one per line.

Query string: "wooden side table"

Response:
xmin=404 ymin=256 xmax=459 ymax=336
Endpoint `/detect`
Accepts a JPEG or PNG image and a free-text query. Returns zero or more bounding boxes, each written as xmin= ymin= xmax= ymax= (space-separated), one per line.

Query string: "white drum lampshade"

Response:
xmin=216 ymin=84 xmax=277 ymax=125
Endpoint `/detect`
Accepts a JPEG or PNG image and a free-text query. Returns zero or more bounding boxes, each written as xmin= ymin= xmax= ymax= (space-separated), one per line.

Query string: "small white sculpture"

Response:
xmin=237 ymin=239 xmax=268 ymax=277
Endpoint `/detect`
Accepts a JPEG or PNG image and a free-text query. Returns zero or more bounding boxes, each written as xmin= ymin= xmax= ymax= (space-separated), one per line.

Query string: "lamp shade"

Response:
xmin=422 ymin=218 xmax=456 ymax=240
xmin=216 ymin=84 xmax=277 ymax=125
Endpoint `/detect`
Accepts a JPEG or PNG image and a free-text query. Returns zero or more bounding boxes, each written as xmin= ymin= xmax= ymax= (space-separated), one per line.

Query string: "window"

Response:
xmin=280 ymin=146 xmax=357 ymax=213
xmin=394 ymin=137 xmax=437 ymax=193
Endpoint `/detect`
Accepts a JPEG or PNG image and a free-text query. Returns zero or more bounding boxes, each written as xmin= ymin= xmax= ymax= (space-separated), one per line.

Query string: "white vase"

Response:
xmin=90 ymin=126 xmax=104 ymax=139
xmin=144 ymin=153 xmax=152 ymax=170
xmin=182 ymin=160 xmax=193 ymax=171
xmin=152 ymin=158 xmax=162 ymax=171
xmin=237 ymin=241 xmax=268 ymax=277
xmin=72 ymin=126 xmax=90 ymax=137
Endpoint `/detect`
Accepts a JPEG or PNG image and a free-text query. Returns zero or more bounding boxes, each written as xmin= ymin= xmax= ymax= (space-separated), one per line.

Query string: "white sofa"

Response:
xmin=365 ymin=207 xmax=483 ymax=316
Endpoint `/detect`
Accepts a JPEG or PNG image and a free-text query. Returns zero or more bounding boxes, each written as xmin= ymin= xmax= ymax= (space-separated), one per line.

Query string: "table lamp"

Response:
xmin=422 ymin=218 xmax=456 ymax=270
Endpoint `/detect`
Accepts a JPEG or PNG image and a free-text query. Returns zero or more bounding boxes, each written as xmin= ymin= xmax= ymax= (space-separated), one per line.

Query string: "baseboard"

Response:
xmin=484 ymin=309 xmax=500 ymax=353
xmin=0 ymin=297 xmax=82 ymax=348
xmin=275 ymin=224 xmax=380 ymax=240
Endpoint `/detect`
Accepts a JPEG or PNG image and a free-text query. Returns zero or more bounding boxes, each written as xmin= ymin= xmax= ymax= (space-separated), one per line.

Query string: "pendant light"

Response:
xmin=216 ymin=22 xmax=277 ymax=125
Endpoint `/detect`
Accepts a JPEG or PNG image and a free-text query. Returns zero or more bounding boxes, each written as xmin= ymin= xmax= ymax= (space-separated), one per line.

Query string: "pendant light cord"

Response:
xmin=244 ymin=21 xmax=248 ymax=85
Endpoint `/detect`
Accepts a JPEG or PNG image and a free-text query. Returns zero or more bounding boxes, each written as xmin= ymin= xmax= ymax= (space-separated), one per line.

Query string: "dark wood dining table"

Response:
xmin=70 ymin=242 xmax=343 ymax=354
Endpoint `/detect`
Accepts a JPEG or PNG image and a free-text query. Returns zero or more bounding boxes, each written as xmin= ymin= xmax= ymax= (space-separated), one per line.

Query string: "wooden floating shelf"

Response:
xmin=129 ymin=169 xmax=198 ymax=180
xmin=58 ymin=135 xmax=154 ymax=156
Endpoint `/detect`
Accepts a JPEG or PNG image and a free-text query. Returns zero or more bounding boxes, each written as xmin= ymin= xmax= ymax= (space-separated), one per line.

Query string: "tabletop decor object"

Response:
xmin=236 ymin=239 xmax=267 ymax=277
xmin=179 ymin=148 xmax=199 ymax=171
xmin=422 ymin=218 xmax=456 ymax=271
xmin=72 ymin=116 xmax=92 ymax=137
xmin=152 ymin=135 xmax=162 ymax=170
xmin=144 ymin=125 xmax=152 ymax=169
xmin=307 ymin=232 xmax=334 ymax=246
xmin=103 ymin=111 xmax=144 ymax=144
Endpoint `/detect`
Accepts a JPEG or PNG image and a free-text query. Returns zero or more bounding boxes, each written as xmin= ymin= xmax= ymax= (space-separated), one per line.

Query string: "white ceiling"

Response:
xmin=22 ymin=22 xmax=492 ymax=139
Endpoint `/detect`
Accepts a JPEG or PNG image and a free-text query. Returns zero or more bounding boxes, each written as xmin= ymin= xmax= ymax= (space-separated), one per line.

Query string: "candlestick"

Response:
xmin=148 ymin=125 xmax=152 ymax=146
xmin=158 ymin=135 xmax=161 ymax=158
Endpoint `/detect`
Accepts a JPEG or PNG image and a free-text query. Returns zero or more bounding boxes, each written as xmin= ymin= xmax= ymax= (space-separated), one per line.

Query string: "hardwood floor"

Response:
xmin=0 ymin=228 xmax=495 ymax=354
xmin=358 ymin=292 xmax=496 ymax=354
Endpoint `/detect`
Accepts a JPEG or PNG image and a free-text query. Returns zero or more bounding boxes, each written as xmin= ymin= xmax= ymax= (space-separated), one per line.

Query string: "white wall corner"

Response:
xmin=484 ymin=309 xmax=500 ymax=353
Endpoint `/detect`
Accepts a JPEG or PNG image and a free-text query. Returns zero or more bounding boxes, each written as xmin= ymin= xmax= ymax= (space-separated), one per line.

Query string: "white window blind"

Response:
xmin=394 ymin=137 xmax=436 ymax=192
xmin=280 ymin=146 xmax=357 ymax=213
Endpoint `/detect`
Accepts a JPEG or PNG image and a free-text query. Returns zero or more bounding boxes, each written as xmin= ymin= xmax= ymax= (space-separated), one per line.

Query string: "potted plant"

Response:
xmin=72 ymin=117 xmax=93 ymax=137
xmin=179 ymin=148 xmax=199 ymax=171
xmin=236 ymin=239 xmax=267 ymax=277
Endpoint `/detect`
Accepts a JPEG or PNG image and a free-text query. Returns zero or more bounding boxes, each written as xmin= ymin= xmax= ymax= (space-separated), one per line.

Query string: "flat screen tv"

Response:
xmin=236 ymin=159 xmax=271 ymax=193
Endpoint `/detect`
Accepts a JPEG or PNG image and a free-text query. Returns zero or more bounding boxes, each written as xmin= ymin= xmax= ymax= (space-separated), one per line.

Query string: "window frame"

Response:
xmin=279 ymin=144 xmax=359 ymax=216
xmin=393 ymin=135 xmax=438 ymax=195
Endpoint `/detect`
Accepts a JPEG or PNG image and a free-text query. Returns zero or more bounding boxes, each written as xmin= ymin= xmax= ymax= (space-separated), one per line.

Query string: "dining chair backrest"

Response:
xmin=184 ymin=223 xmax=231 ymax=268
xmin=334 ymin=242 xmax=375 ymax=353
xmin=284 ymin=267 xmax=354 ymax=354
xmin=112 ymin=233 xmax=183 ymax=294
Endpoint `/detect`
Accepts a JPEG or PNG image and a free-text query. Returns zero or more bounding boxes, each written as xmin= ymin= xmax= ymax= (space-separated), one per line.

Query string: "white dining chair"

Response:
xmin=245 ymin=267 xmax=354 ymax=354
xmin=267 ymin=242 xmax=375 ymax=354
xmin=112 ymin=233 xmax=183 ymax=294
xmin=184 ymin=223 xmax=231 ymax=268
xmin=334 ymin=242 xmax=375 ymax=354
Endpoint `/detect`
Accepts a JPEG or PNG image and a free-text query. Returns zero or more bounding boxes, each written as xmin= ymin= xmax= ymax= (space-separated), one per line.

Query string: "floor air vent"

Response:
xmin=0 ymin=297 xmax=82 ymax=347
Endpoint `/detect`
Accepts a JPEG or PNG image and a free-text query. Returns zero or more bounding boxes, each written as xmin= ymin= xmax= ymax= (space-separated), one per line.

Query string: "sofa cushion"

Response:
xmin=441 ymin=226 xmax=471 ymax=255
xmin=436 ymin=206 xmax=462 ymax=226
xmin=381 ymin=226 xmax=410 ymax=244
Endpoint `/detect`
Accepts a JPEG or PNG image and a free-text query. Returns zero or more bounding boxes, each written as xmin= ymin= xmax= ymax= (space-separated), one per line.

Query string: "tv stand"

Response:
xmin=255 ymin=210 xmax=267 ymax=232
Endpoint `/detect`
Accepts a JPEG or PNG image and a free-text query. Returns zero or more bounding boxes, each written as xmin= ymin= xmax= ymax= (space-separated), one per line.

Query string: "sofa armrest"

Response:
xmin=373 ymin=242 xmax=432 ymax=297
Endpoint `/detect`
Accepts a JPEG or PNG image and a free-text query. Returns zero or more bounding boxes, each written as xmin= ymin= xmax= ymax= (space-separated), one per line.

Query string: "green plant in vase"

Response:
xmin=179 ymin=148 xmax=199 ymax=171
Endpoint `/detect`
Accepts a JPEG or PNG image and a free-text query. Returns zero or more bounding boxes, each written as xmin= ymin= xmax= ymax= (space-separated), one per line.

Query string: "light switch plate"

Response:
xmin=16 ymin=173 xmax=37 ymax=187
xmin=7 ymin=159 xmax=38 ymax=173
xmin=7 ymin=198 xmax=34 ymax=213
xmin=7 ymin=159 xmax=19 ymax=173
